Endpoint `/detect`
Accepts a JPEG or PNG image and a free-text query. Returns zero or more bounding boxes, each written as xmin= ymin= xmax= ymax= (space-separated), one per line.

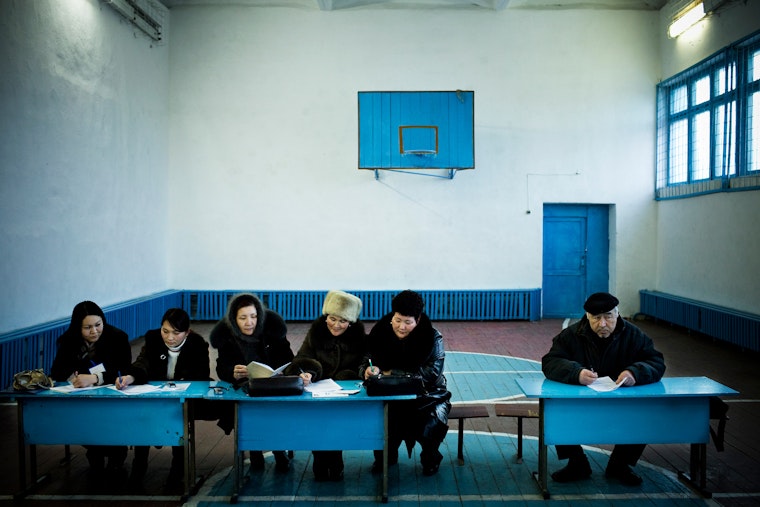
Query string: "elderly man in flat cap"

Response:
xmin=541 ymin=292 xmax=666 ymax=486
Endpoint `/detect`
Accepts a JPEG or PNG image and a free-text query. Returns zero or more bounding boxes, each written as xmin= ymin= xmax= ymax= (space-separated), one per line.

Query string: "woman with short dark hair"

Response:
xmin=361 ymin=290 xmax=452 ymax=476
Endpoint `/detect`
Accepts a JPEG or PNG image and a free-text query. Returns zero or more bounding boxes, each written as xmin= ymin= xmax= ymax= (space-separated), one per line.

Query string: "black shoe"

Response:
xmin=274 ymin=452 xmax=290 ymax=473
xmin=605 ymin=464 xmax=643 ymax=486
xmin=551 ymin=457 xmax=592 ymax=483
xmin=313 ymin=463 xmax=329 ymax=481
xmin=249 ymin=451 xmax=265 ymax=470
xmin=422 ymin=463 xmax=440 ymax=476
xmin=421 ymin=448 xmax=443 ymax=477
xmin=328 ymin=466 xmax=344 ymax=481
xmin=371 ymin=455 xmax=398 ymax=474
xmin=165 ymin=467 xmax=184 ymax=491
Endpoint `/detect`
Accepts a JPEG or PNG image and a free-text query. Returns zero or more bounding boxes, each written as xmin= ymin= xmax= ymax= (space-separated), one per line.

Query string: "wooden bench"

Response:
xmin=448 ymin=404 xmax=489 ymax=465
xmin=495 ymin=402 xmax=539 ymax=463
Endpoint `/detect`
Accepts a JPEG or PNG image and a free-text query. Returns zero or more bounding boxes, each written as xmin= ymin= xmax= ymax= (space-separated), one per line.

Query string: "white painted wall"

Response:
xmin=3 ymin=0 xmax=756 ymax=334
xmin=656 ymin=1 xmax=760 ymax=314
xmin=167 ymin=4 xmax=660 ymax=316
xmin=0 ymin=0 xmax=170 ymax=333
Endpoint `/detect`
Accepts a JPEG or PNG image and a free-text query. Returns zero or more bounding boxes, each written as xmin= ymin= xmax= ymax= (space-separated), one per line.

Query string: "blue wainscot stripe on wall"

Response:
xmin=0 ymin=289 xmax=540 ymax=390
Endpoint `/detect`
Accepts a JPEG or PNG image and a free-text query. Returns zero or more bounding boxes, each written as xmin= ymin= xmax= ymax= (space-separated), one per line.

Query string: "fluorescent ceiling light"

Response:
xmin=668 ymin=1 xmax=706 ymax=38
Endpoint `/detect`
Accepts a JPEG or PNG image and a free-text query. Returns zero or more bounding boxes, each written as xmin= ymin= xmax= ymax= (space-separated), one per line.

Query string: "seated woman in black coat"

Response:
xmin=50 ymin=301 xmax=132 ymax=478
xmin=210 ymin=292 xmax=294 ymax=472
xmin=361 ymin=290 xmax=451 ymax=476
xmin=116 ymin=308 xmax=211 ymax=490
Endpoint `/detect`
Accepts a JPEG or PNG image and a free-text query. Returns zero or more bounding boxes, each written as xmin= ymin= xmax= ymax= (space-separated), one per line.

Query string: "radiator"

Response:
xmin=639 ymin=290 xmax=760 ymax=352
xmin=183 ymin=289 xmax=541 ymax=322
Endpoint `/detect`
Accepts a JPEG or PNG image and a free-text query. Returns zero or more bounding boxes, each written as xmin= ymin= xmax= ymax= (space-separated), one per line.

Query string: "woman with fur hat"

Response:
xmin=284 ymin=290 xmax=366 ymax=481
xmin=210 ymin=292 xmax=294 ymax=472
xmin=361 ymin=290 xmax=451 ymax=477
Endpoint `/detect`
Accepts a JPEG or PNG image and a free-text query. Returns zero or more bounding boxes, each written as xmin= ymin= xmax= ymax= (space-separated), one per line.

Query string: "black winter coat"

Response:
xmin=284 ymin=316 xmax=366 ymax=382
xmin=363 ymin=312 xmax=451 ymax=443
xmin=542 ymin=316 xmax=666 ymax=385
xmin=50 ymin=324 xmax=132 ymax=384
xmin=126 ymin=329 xmax=210 ymax=384
xmin=210 ymin=309 xmax=294 ymax=387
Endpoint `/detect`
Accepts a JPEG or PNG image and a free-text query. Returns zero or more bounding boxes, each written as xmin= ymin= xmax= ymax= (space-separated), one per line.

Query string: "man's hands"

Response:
xmin=579 ymin=368 xmax=636 ymax=386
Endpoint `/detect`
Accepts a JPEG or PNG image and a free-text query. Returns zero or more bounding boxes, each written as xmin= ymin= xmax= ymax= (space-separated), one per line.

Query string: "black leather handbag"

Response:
xmin=363 ymin=374 xmax=426 ymax=396
xmin=246 ymin=375 xmax=304 ymax=397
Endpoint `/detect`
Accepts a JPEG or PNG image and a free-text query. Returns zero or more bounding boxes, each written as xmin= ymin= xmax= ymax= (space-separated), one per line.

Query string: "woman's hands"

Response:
xmin=232 ymin=364 xmax=249 ymax=381
xmin=115 ymin=374 xmax=135 ymax=390
xmin=70 ymin=372 xmax=99 ymax=388
xmin=363 ymin=365 xmax=381 ymax=379
xmin=299 ymin=371 xmax=313 ymax=386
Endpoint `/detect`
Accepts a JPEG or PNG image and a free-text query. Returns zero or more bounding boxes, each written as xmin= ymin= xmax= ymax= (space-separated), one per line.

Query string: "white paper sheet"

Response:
xmin=587 ymin=376 xmax=625 ymax=392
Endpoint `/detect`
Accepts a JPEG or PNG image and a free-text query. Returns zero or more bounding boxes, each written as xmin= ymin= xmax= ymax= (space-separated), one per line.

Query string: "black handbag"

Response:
xmin=246 ymin=375 xmax=304 ymax=397
xmin=363 ymin=374 xmax=426 ymax=396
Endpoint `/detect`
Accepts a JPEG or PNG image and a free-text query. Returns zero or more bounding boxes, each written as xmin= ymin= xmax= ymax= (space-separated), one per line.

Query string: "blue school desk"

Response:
xmin=3 ymin=380 xmax=211 ymax=499
xmin=516 ymin=376 xmax=738 ymax=499
xmin=210 ymin=380 xmax=416 ymax=503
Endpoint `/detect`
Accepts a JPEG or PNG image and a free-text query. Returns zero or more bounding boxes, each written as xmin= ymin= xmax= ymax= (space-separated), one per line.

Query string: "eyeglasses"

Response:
xmin=588 ymin=312 xmax=618 ymax=323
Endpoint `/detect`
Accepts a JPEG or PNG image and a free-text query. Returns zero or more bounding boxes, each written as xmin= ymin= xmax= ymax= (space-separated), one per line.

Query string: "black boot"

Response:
xmin=551 ymin=454 xmax=592 ymax=482
xmin=166 ymin=446 xmax=185 ymax=488
xmin=312 ymin=451 xmax=329 ymax=481
xmin=420 ymin=439 xmax=443 ymax=476
xmin=128 ymin=446 xmax=149 ymax=491
xmin=327 ymin=451 xmax=344 ymax=481
xmin=274 ymin=451 xmax=290 ymax=473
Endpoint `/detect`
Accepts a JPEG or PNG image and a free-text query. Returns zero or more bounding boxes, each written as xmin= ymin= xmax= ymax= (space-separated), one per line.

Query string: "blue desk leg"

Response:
xmin=531 ymin=399 xmax=550 ymax=499
xmin=382 ymin=401 xmax=389 ymax=503
xmin=678 ymin=443 xmax=711 ymax=498
xmin=182 ymin=399 xmax=198 ymax=500
xmin=15 ymin=401 xmax=27 ymax=498
xmin=14 ymin=401 xmax=50 ymax=499
xmin=231 ymin=403 xmax=240 ymax=504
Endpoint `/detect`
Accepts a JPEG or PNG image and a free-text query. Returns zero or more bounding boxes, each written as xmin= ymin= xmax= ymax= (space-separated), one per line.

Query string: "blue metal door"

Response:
xmin=542 ymin=204 xmax=609 ymax=318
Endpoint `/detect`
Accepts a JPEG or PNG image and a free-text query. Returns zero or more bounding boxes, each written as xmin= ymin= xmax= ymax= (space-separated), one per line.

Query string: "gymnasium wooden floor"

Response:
xmin=1 ymin=317 xmax=758 ymax=506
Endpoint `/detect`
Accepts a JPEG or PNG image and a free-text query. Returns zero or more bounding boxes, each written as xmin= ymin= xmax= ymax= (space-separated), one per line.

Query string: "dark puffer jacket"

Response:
xmin=209 ymin=294 xmax=293 ymax=387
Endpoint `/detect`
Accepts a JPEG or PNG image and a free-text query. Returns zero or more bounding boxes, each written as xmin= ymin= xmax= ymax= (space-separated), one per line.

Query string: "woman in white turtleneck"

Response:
xmin=115 ymin=308 xmax=211 ymax=491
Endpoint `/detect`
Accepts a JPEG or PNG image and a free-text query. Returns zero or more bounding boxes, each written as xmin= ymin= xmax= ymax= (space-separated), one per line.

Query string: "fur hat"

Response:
xmin=322 ymin=290 xmax=362 ymax=323
xmin=583 ymin=292 xmax=619 ymax=314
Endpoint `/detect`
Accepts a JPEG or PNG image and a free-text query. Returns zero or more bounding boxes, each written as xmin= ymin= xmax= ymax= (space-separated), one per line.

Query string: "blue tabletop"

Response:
xmin=208 ymin=379 xmax=417 ymax=402
xmin=2 ymin=380 xmax=211 ymax=400
xmin=517 ymin=376 xmax=738 ymax=399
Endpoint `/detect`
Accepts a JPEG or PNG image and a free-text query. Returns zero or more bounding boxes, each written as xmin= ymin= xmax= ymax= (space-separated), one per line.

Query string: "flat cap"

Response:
xmin=583 ymin=292 xmax=619 ymax=314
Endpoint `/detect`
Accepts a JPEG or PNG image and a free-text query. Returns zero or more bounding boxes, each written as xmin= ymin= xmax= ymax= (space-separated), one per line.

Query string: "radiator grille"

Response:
xmin=183 ymin=289 xmax=541 ymax=322
xmin=639 ymin=290 xmax=760 ymax=352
